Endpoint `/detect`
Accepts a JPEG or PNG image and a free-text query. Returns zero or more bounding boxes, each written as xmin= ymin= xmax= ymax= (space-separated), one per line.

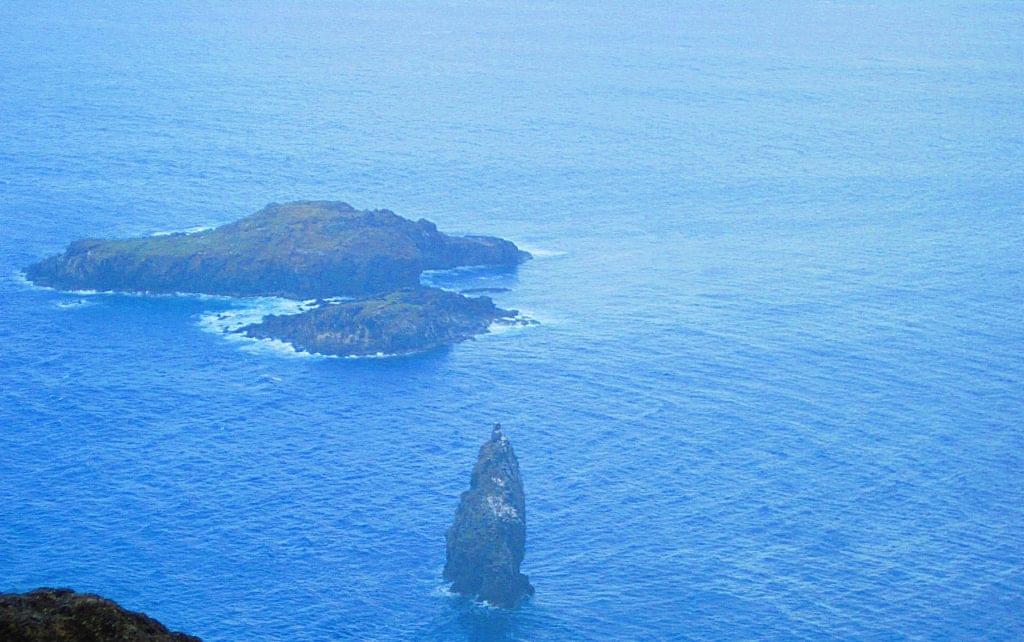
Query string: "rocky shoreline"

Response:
xmin=240 ymin=286 xmax=532 ymax=357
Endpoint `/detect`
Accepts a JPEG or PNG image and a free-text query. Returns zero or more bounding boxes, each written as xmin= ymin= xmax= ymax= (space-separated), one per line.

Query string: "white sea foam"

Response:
xmin=420 ymin=264 xmax=499 ymax=286
xmin=55 ymin=299 xmax=97 ymax=309
xmin=418 ymin=278 xmax=457 ymax=291
xmin=196 ymin=297 xmax=416 ymax=360
xmin=10 ymin=271 xmax=248 ymax=303
xmin=429 ymin=582 xmax=510 ymax=610
xmin=236 ymin=337 xmax=413 ymax=361
xmin=9 ymin=270 xmax=47 ymax=290
xmin=197 ymin=297 xmax=323 ymax=358
xmin=486 ymin=314 xmax=540 ymax=336
xmin=420 ymin=265 xmax=515 ymax=292
xmin=62 ymin=288 xmax=239 ymax=302
xmin=9 ymin=268 xmax=106 ymax=295
xmin=196 ymin=297 xmax=312 ymax=335
xmin=519 ymin=244 xmax=567 ymax=258
xmin=237 ymin=336 xmax=319 ymax=359
xmin=431 ymin=583 xmax=457 ymax=598
xmin=149 ymin=225 xmax=215 ymax=237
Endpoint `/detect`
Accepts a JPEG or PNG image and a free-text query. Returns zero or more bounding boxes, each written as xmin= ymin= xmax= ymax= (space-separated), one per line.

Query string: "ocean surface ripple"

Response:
xmin=1 ymin=2 xmax=1022 ymax=640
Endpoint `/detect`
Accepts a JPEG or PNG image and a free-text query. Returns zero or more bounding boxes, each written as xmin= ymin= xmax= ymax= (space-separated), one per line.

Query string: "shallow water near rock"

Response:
xmin=1 ymin=2 xmax=1022 ymax=640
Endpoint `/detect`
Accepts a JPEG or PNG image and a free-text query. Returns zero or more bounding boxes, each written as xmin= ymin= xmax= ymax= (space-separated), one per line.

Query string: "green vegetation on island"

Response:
xmin=26 ymin=201 xmax=529 ymax=298
xmin=26 ymin=201 xmax=535 ymax=356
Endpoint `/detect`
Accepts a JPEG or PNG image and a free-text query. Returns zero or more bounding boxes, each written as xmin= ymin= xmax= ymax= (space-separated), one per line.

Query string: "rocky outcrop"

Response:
xmin=0 ymin=588 xmax=199 ymax=641
xmin=444 ymin=424 xmax=533 ymax=608
xmin=240 ymin=286 xmax=529 ymax=357
xmin=25 ymin=201 xmax=530 ymax=298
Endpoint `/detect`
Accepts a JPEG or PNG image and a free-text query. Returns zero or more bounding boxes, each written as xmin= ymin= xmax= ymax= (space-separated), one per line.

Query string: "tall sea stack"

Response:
xmin=444 ymin=424 xmax=533 ymax=608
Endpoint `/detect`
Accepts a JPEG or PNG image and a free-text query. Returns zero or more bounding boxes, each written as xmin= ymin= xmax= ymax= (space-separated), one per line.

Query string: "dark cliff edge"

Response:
xmin=25 ymin=201 xmax=531 ymax=298
xmin=239 ymin=286 xmax=531 ymax=357
xmin=444 ymin=424 xmax=533 ymax=608
xmin=0 ymin=588 xmax=200 ymax=642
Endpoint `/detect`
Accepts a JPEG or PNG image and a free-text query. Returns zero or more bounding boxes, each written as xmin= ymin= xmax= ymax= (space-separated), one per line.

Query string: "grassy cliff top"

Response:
xmin=26 ymin=201 xmax=528 ymax=297
xmin=75 ymin=201 xmax=449 ymax=261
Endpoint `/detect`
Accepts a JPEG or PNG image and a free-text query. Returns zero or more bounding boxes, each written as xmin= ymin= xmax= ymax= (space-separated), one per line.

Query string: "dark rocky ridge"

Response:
xmin=25 ymin=201 xmax=530 ymax=298
xmin=444 ymin=424 xmax=533 ymax=608
xmin=240 ymin=286 xmax=527 ymax=357
xmin=0 ymin=588 xmax=199 ymax=641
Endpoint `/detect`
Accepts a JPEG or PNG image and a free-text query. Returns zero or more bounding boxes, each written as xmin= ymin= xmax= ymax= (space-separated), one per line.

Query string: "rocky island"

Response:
xmin=240 ymin=286 xmax=526 ymax=357
xmin=25 ymin=200 xmax=535 ymax=356
xmin=25 ymin=201 xmax=530 ymax=298
xmin=445 ymin=424 xmax=533 ymax=608
xmin=0 ymin=588 xmax=199 ymax=641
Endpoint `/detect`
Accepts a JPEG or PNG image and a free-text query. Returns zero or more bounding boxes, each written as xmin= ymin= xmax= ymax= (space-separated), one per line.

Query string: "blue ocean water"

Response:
xmin=1 ymin=1 xmax=1022 ymax=639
